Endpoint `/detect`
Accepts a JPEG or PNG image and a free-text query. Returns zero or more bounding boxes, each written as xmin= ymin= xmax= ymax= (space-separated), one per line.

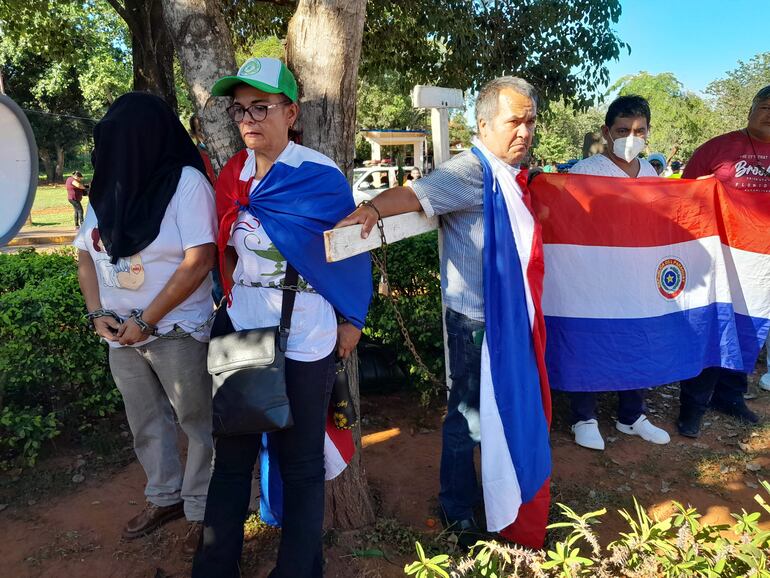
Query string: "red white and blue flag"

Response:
xmin=471 ymin=142 xmax=552 ymax=549
xmin=529 ymin=173 xmax=770 ymax=392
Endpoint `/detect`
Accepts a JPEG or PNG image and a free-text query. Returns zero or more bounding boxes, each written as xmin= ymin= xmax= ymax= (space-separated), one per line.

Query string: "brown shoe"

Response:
xmin=122 ymin=501 xmax=184 ymax=539
xmin=182 ymin=521 xmax=203 ymax=556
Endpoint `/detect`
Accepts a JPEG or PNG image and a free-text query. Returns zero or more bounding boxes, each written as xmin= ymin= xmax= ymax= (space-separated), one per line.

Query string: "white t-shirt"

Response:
xmin=226 ymin=210 xmax=337 ymax=362
xmin=570 ymin=153 xmax=659 ymax=178
xmin=74 ymin=166 xmax=217 ymax=348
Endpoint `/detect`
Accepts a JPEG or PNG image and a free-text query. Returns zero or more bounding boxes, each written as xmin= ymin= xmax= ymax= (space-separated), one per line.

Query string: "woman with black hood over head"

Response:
xmin=74 ymin=92 xmax=217 ymax=555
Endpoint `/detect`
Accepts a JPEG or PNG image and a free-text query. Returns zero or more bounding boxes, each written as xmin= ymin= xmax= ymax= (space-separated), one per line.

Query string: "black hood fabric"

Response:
xmin=89 ymin=92 xmax=206 ymax=262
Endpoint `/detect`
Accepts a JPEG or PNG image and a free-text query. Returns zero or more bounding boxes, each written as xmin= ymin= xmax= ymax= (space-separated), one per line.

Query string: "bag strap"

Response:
xmin=278 ymin=264 xmax=299 ymax=352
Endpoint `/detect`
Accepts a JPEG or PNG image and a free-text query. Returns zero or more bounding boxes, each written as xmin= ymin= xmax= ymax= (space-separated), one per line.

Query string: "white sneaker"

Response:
xmin=572 ymin=419 xmax=605 ymax=450
xmin=759 ymin=373 xmax=770 ymax=392
xmin=616 ymin=414 xmax=670 ymax=445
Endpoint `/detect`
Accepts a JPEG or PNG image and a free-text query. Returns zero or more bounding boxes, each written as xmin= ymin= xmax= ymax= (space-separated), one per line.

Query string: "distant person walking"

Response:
xmin=65 ymin=171 xmax=87 ymax=228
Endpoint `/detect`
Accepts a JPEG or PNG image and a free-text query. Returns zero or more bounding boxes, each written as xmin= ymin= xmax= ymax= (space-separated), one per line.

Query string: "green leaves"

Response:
xmin=404 ymin=542 xmax=451 ymax=578
xmin=707 ymin=53 xmax=770 ymax=136
xmin=405 ymin=484 xmax=770 ymax=577
xmin=225 ymin=0 xmax=626 ymax=108
xmin=364 ymin=232 xmax=444 ymax=396
xmin=0 ymin=250 xmax=120 ymax=469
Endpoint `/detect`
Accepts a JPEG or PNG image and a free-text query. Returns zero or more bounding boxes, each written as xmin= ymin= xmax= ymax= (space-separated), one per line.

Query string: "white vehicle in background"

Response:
xmin=352 ymin=165 xmax=415 ymax=204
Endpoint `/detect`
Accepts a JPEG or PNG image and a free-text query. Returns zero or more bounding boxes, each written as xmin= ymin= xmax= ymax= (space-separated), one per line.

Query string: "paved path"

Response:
xmin=3 ymin=227 xmax=77 ymax=251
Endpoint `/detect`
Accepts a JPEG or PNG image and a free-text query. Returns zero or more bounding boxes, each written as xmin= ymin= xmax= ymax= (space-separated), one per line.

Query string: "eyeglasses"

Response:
xmin=226 ymin=101 xmax=291 ymax=123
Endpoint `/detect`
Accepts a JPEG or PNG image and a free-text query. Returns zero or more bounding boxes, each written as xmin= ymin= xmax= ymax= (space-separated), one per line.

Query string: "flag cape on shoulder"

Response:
xmin=471 ymin=143 xmax=552 ymax=549
xmin=215 ymin=142 xmax=372 ymax=329
xmin=214 ymin=143 xmax=367 ymax=525
xmin=529 ymin=173 xmax=770 ymax=392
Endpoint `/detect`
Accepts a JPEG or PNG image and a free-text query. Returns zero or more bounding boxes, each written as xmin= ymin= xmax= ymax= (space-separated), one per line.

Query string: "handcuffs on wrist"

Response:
xmin=85 ymin=308 xmax=123 ymax=332
xmin=128 ymin=309 xmax=158 ymax=336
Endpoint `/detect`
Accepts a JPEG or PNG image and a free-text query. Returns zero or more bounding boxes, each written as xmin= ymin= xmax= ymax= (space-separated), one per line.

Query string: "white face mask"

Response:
xmin=609 ymin=134 xmax=646 ymax=163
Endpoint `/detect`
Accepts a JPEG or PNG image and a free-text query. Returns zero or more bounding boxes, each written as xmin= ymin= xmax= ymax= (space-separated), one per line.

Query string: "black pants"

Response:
xmin=69 ymin=199 xmax=84 ymax=227
xmin=569 ymin=389 xmax=645 ymax=426
xmin=192 ymin=352 xmax=336 ymax=578
xmin=679 ymin=367 xmax=747 ymax=419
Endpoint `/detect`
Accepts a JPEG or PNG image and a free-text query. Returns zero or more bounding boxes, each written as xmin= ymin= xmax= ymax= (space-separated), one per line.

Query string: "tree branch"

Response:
xmin=104 ymin=0 xmax=131 ymax=29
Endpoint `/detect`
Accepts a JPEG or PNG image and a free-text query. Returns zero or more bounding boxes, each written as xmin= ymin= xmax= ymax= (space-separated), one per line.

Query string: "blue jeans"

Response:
xmin=440 ymin=308 xmax=484 ymax=522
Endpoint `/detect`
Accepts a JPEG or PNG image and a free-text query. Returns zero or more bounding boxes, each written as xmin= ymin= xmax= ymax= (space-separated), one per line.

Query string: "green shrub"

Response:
xmin=0 ymin=406 xmax=59 ymax=467
xmin=405 ymin=481 xmax=770 ymax=577
xmin=365 ymin=231 xmax=444 ymax=398
xmin=0 ymin=247 xmax=78 ymax=294
xmin=0 ymin=249 xmax=120 ymax=469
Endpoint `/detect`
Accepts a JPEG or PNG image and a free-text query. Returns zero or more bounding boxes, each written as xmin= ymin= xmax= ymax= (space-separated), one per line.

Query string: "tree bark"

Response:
xmin=55 ymin=143 xmax=65 ymax=183
xmin=285 ymin=0 xmax=374 ymax=528
xmin=285 ymin=0 xmax=366 ymax=180
xmin=324 ymin=350 xmax=376 ymax=528
xmin=39 ymin=148 xmax=54 ymax=185
xmin=108 ymin=0 xmax=178 ymax=111
xmin=161 ymin=0 xmax=242 ymax=171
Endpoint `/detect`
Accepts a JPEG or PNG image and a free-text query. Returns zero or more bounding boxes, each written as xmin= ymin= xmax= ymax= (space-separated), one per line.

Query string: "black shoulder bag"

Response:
xmin=207 ymin=265 xmax=299 ymax=437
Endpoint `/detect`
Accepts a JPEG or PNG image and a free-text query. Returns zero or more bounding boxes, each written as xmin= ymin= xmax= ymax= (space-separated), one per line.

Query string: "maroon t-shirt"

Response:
xmin=683 ymin=130 xmax=770 ymax=193
xmin=65 ymin=176 xmax=85 ymax=201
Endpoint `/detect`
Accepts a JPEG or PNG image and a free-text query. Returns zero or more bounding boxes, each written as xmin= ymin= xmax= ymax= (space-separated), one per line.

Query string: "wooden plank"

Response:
xmin=324 ymin=211 xmax=439 ymax=262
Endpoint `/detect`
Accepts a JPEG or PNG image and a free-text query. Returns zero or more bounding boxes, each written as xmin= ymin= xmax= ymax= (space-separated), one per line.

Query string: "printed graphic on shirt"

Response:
xmin=733 ymin=153 xmax=770 ymax=190
xmin=233 ymin=217 xmax=287 ymax=279
xmin=90 ymin=228 xmax=145 ymax=290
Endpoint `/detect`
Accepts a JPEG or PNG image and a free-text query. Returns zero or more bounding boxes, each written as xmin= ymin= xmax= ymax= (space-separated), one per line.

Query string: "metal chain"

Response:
xmin=85 ymin=298 xmax=225 ymax=340
xmin=154 ymin=297 xmax=225 ymax=339
xmin=368 ymin=211 xmax=447 ymax=391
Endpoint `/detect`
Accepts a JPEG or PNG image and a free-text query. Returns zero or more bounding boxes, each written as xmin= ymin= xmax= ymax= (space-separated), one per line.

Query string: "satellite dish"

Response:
xmin=0 ymin=94 xmax=38 ymax=246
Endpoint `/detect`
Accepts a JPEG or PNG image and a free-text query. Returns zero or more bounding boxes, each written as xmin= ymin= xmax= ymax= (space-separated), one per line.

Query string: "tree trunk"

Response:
xmin=39 ymin=148 xmax=54 ymax=185
xmin=285 ymin=0 xmax=366 ymax=180
xmin=55 ymin=143 xmax=65 ymax=183
xmin=161 ymin=0 xmax=242 ymax=171
xmin=286 ymin=0 xmax=374 ymax=529
xmin=122 ymin=0 xmax=178 ymax=112
xmin=324 ymin=350 xmax=375 ymax=528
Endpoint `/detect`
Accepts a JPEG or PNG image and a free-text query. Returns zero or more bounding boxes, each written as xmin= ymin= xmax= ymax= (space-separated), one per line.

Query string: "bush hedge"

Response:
xmin=365 ymin=231 xmax=445 ymax=398
xmin=0 ymin=249 xmax=120 ymax=468
xmin=0 ymin=233 xmax=447 ymax=468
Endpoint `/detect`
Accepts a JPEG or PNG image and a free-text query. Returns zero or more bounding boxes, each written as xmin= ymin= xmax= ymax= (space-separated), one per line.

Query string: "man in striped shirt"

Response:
xmin=336 ymin=76 xmax=538 ymax=547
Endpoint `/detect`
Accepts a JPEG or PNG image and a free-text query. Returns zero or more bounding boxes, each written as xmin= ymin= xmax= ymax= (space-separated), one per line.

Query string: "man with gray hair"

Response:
xmin=336 ymin=76 xmax=551 ymax=549
xmin=677 ymin=85 xmax=770 ymax=438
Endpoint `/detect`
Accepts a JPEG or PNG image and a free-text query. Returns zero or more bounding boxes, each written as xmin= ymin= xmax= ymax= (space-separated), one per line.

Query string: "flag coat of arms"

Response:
xmin=529 ymin=173 xmax=770 ymax=392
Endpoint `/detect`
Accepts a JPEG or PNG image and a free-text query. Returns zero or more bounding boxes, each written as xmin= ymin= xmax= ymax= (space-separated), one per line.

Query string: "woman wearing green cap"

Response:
xmin=192 ymin=58 xmax=372 ymax=578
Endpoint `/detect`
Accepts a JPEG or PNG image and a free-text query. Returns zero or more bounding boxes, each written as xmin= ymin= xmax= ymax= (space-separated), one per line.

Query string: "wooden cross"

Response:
xmin=323 ymin=211 xmax=438 ymax=262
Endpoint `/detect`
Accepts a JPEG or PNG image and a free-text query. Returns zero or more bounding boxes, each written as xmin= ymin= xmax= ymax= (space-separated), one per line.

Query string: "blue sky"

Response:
xmin=605 ymin=0 xmax=768 ymax=94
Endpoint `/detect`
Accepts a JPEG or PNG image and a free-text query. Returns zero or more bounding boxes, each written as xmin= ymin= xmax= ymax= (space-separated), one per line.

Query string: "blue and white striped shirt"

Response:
xmin=413 ymin=151 xmax=487 ymax=322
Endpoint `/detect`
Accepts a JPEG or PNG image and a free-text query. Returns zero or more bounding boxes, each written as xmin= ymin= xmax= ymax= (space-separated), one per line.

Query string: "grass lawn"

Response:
xmin=24 ymin=182 xmax=90 ymax=230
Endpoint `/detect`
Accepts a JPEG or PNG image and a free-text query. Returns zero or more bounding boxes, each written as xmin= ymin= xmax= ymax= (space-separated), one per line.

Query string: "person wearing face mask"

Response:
xmin=566 ymin=95 xmax=670 ymax=451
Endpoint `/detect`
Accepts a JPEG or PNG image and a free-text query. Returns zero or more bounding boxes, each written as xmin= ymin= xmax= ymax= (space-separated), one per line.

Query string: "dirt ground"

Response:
xmin=1 ymin=369 xmax=769 ymax=578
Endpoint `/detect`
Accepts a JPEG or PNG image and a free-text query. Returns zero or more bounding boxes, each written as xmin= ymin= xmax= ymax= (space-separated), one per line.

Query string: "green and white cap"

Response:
xmin=211 ymin=57 xmax=298 ymax=102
